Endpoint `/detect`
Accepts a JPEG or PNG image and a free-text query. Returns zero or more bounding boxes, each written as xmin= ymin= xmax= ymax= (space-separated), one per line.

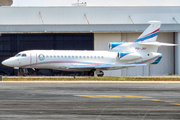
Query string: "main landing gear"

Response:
xmin=97 ymin=71 xmax=104 ymax=77
xmin=95 ymin=70 xmax=104 ymax=77
xmin=86 ymin=70 xmax=104 ymax=77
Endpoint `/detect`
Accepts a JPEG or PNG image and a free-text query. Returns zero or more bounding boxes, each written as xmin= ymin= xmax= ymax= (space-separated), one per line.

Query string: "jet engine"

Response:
xmin=109 ymin=42 xmax=124 ymax=50
xmin=118 ymin=52 xmax=141 ymax=60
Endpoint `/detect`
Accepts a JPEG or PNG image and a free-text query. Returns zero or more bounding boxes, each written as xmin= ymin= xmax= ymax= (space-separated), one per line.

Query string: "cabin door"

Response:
xmin=30 ymin=53 xmax=37 ymax=67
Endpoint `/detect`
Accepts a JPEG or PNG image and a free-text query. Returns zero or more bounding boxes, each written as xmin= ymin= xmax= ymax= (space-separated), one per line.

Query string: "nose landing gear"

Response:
xmin=22 ymin=68 xmax=28 ymax=77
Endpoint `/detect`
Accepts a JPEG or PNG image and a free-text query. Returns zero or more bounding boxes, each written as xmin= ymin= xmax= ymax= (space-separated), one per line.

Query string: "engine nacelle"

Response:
xmin=118 ymin=52 xmax=141 ymax=60
xmin=109 ymin=42 xmax=124 ymax=50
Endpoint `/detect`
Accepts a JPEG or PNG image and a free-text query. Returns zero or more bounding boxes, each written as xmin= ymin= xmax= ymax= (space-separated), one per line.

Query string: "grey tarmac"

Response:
xmin=0 ymin=81 xmax=180 ymax=120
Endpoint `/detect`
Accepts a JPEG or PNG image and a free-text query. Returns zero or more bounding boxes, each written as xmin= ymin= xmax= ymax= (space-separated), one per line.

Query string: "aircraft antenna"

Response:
xmin=72 ymin=0 xmax=87 ymax=7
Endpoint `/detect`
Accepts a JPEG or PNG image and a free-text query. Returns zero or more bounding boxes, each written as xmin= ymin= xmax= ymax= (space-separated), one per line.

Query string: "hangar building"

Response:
xmin=0 ymin=6 xmax=180 ymax=76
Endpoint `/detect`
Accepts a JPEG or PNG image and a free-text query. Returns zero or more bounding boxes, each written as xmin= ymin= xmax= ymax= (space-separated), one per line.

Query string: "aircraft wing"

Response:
xmin=69 ymin=63 xmax=147 ymax=70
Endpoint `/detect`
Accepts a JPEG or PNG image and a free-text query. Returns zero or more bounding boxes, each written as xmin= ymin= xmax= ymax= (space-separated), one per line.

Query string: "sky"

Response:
xmin=12 ymin=0 xmax=180 ymax=6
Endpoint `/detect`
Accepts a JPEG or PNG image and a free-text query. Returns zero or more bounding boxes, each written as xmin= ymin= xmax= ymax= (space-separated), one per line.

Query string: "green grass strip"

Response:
xmin=2 ymin=76 xmax=180 ymax=81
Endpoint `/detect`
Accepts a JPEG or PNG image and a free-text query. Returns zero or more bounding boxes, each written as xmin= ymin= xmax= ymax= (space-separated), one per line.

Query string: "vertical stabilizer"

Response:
xmin=134 ymin=21 xmax=161 ymax=42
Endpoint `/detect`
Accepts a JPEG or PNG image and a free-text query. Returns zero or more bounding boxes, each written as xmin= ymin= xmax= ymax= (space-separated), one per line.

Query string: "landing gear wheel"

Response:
xmin=97 ymin=71 xmax=104 ymax=77
xmin=22 ymin=68 xmax=28 ymax=77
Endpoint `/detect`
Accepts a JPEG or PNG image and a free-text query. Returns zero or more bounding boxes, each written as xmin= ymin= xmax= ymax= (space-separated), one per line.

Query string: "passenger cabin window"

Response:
xmin=22 ymin=54 xmax=27 ymax=57
xmin=15 ymin=54 xmax=21 ymax=57
xmin=83 ymin=56 xmax=86 ymax=59
xmin=46 ymin=55 xmax=49 ymax=58
xmin=87 ymin=56 xmax=89 ymax=59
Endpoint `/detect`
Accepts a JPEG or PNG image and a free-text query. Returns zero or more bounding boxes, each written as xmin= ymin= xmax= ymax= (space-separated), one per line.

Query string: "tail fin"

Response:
xmin=134 ymin=21 xmax=161 ymax=42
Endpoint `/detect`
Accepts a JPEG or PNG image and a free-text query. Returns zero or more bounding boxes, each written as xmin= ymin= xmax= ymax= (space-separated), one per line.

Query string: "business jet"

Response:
xmin=1 ymin=21 xmax=176 ymax=77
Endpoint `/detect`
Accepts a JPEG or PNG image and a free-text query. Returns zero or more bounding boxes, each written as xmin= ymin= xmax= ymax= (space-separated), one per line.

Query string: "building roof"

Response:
xmin=0 ymin=6 xmax=180 ymax=33
xmin=0 ymin=6 xmax=180 ymax=25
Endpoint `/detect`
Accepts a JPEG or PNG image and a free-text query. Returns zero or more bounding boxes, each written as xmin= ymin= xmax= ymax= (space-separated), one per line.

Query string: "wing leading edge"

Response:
xmin=69 ymin=63 xmax=147 ymax=70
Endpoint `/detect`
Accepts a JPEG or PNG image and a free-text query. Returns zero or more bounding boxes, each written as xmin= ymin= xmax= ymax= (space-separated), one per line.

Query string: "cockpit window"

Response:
xmin=22 ymin=54 xmax=27 ymax=57
xmin=15 ymin=54 xmax=21 ymax=57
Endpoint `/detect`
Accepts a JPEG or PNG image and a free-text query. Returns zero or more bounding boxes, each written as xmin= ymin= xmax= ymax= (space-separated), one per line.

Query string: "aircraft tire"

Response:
xmin=97 ymin=71 xmax=104 ymax=77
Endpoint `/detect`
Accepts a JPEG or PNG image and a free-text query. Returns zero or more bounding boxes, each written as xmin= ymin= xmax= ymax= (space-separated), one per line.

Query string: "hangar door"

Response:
xmin=19 ymin=33 xmax=93 ymax=50
xmin=0 ymin=33 xmax=94 ymax=75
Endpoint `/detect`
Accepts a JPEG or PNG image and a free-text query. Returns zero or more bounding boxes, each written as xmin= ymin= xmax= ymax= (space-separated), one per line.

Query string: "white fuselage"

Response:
xmin=2 ymin=49 xmax=161 ymax=71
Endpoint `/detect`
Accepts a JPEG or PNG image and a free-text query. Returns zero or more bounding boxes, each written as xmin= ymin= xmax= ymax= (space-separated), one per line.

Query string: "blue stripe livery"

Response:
xmin=134 ymin=32 xmax=159 ymax=42
xmin=120 ymin=52 xmax=132 ymax=58
xmin=109 ymin=42 xmax=124 ymax=49
xmin=151 ymin=56 xmax=162 ymax=64
xmin=21 ymin=61 xmax=107 ymax=68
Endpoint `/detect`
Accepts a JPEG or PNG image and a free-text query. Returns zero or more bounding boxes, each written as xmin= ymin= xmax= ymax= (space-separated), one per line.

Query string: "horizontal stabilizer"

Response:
xmin=138 ymin=42 xmax=177 ymax=46
xmin=69 ymin=63 xmax=147 ymax=70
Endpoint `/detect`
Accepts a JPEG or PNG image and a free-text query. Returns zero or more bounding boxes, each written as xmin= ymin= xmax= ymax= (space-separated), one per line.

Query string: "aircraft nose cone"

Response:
xmin=2 ymin=59 xmax=12 ymax=67
xmin=2 ymin=60 xmax=8 ymax=66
